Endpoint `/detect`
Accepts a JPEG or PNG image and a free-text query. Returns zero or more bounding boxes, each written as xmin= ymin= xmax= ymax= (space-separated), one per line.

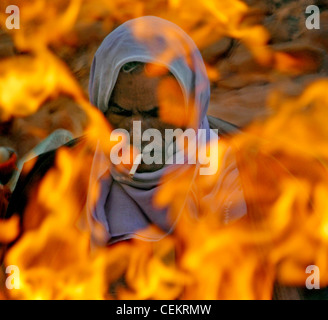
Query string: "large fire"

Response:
xmin=0 ymin=0 xmax=327 ymax=300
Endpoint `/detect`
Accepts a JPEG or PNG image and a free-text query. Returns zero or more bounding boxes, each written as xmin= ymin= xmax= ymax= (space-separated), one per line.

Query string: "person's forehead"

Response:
xmin=114 ymin=69 xmax=162 ymax=89
xmin=110 ymin=69 xmax=183 ymax=108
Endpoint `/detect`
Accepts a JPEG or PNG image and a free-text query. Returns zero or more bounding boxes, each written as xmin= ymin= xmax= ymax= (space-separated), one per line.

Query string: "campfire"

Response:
xmin=0 ymin=0 xmax=327 ymax=300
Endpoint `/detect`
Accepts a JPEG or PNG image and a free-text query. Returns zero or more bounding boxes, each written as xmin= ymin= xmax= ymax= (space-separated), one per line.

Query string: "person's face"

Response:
xmin=106 ymin=65 xmax=184 ymax=173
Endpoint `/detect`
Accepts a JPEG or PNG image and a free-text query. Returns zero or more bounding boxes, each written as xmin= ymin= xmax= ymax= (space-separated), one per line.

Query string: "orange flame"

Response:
xmin=0 ymin=0 xmax=327 ymax=300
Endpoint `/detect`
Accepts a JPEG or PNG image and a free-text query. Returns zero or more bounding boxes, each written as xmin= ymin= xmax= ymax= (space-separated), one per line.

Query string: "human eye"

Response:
xmin=108 ymin=103 xmax=132 ymax=116
xmin=142 ymin=106 xmax=159 ymax=118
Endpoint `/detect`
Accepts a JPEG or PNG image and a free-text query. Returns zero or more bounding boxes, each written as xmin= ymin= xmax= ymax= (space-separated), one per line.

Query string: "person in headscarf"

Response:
xmin=86 ymin=16 xmax=247 ymax=245
xmin=5 ymin=16 xmax=247 ymax=246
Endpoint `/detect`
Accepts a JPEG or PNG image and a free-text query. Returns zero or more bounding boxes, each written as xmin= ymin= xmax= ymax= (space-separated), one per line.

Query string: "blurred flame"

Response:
xmin=0 ymin=0 xmax=327 ymax=300
xmin=0 ymin=52 xmax=84 ymax=121
xmin=0 ymin=0 xmax=82 ymax=51
xmin=0 ymin=215 xmax=19 ymax=244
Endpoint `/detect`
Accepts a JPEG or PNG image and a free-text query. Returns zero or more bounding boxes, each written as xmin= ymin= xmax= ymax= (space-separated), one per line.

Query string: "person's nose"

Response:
xmin=126 ymin=114 xmax=145 ymax=145
xmin=128 ymin=117 xmax=156 ymax=151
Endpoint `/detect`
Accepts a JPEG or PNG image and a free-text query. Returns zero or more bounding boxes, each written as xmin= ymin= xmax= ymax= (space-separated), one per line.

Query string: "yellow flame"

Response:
xmin=0 ymin=0 xmax=327 ymax=300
